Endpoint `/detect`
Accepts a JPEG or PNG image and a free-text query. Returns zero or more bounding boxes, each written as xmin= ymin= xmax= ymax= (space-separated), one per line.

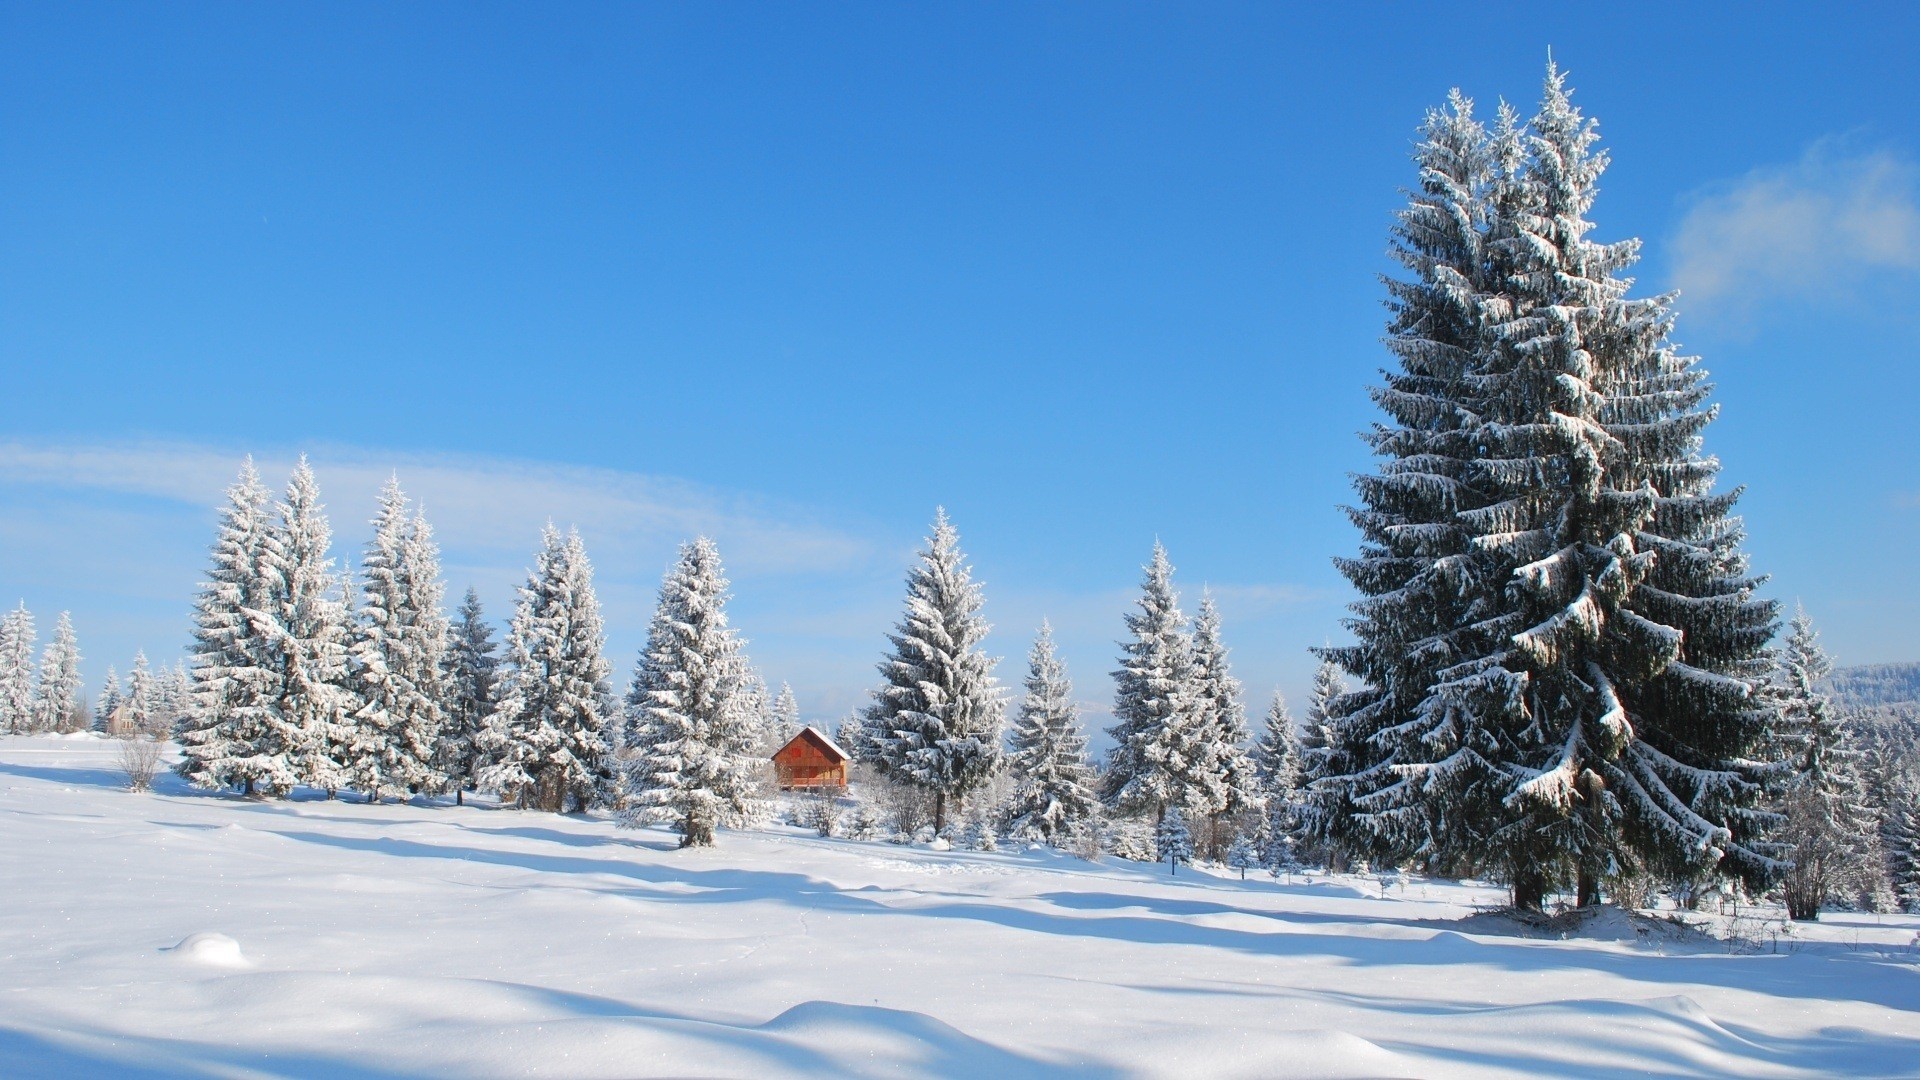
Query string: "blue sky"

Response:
xmin=2 ymin=3 xmax=1916 ymax=727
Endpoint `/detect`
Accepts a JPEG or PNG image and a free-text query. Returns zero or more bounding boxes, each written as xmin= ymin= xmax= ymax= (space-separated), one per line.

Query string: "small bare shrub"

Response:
xmin=1608 ymin=870 xmax=1656 ymax=911
xmin=1069 ymin=819 xmax=1104 ymax=862
xmin=809 ymin=788 xmax=841 ymax=837
xmin=116 ymin=735 xmax=164 ymax=791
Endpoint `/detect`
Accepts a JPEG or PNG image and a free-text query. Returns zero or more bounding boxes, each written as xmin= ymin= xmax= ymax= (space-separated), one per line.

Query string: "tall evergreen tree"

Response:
xmin=1884 ymin=781 xmax=1920 ymax=912
xmin=769 ymin=682 xmax=803 ymax=749
xmin=477 ymin=526 xmax=615 ymax=812
xmin=1295 ymin=659 xmax=1350 ymax=870
xmin=1324 ymin=68 xmax=1779 ymax=910
xmin=621 ymin=538 xmax=765 ymax=846
xmin=0 ymin=602 xmax=37 ymax=733
xmin=125 ymin=651 xmax=155 ymax=735
xmin=260 ymin=458 xmax=357 ymax=796
xmin=1004 ymin=622 xmax=1099 ymax=845
xmin=33 ymin=612 xmax=81 ymax=733
xmin=439 ymin=586 xmax=501 ymax=804
xmin=345 ymin=480 xmax=450 ymax=801
xmin=177 ymin=460 xmax=286 ymax=794
xmin=95 ymin=666 xmax=122 ymax=732
xmin=1251 ymin=691 xmax=1301 ymax=795
xmin=157 ymin=662 xmax=193 ymax=734
xmin=861 ymin=510 xmax=1004 ymax=835
xmin=1102 ymin=543 xmax=1207 ymax=823
xmin=1772 ymin=610 xmax=1882 ymax=919
xmin=1188 ymin=594 xmax=1260 ymax=853
xmin=1250 ymin=691 xmax=1303 ymax=867
xmin=739 ymin=674 xmax=771 ymax=753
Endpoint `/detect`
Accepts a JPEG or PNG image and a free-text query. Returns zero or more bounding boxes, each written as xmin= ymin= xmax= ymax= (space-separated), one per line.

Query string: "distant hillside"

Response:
xmin=1827 ymin=662 xmax=1920 ymax=710
xmin=1827 ymin=662 xmax=1920 ymax=752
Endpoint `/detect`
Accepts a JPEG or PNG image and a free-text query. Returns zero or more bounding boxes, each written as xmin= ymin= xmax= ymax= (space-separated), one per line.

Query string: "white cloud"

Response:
xmin=1672 ymin=143 xmax=1920 ymax=321
xmin=0 ymin=440 xmax=873 ymax=578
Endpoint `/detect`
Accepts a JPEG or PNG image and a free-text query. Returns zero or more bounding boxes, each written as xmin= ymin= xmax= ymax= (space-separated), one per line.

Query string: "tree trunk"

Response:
xmin=535 ymin=767 xmax=565 ymax=812
xmin=456 ymin=789 xmax=464 ymax=807
xmin=1575 ymin=771 xmax=1605 ymax=907
xmin=933 ymin=791 xmax=946 ymax=836
xmin=1511 ymin=865 xmax=1547 ymax=912
xmin=1576 ymin=866 xmax=1602 ymax=908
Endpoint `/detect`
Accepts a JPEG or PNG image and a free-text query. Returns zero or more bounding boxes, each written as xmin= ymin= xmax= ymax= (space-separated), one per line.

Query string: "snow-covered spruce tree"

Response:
xmin=1251 ymin=691 xmax=1303 ymax=869
xmin=0 ymin=602 xmax=37 ymax=733
xmin=621 ymin=538 xmax=766 ymax=847
xmin=769 ymin=682 xmax=803 ymax=750
xmin=125 ymin=652 xmax=155 ymax=735
xmin=176 ymin=460 xmax=289 ymax=794
xmin=147 ymin=662 xmax=173 ymax=730
xmin=835 ymin=712 xmax=877 ymax=765
xmin=345 ymin=479 xmax=450 ymax=802
xmin=33 ymin=612 xmax=81 ymax=733
xmin=1251 ymin=691 xmax=1302 ymax=798
xmin=1155 ymin=804 xmax=1194 ymax=874
xmin=861 ymin=510 xmax=1004 ymax=835
xmin=477 ymin=526 xmax=615 ymax=812
xmin=258 ymin=458 xmax=358 ymax=797
xmin=1003 ymin=622 xmax=1099 ymax=845
xmin=95 ymin=667 xmax=122 ymax=732
xmin=1294 ymin=659 xmax=1350 ymax=869
xmin=160 ymin=662 xmax=193 ymax=734
xmin=438 ymin=586 xmax=500 ymax=804
xmin=1102 ymin=543 xmax=1209 ymax=824
xmin=1884 ymin=781 xmax=1920 ymax=911
xmin=1189 ymin=594 xmax=1260 ymax=856
xmin=1772 ymin=610 xmax=1882 ymax=919
xmin=1227 ymin=832 xmax=1259 ymax=880
xmin=1325 ymin=69 xmax=1779 ymax=910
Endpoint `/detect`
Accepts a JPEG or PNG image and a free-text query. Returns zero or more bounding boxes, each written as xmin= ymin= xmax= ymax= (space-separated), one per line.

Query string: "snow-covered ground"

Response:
xmin=2 ymin=735 xmax=1915 ymax=1079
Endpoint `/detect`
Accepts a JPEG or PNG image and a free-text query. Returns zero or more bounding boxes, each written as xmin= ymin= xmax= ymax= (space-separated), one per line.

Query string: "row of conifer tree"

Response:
xmin=148 ymin=445 xmax=1918 ymax=917
xmin=0 ymin=606 xmax=192 ymax=736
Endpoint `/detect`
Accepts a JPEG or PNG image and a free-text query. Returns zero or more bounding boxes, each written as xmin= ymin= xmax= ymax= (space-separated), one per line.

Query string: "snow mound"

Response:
xmin=1254 ymin=1030 xmax=1415 ymax=1078
xmin=165 ymin=932 xmax=250 ymax=968
xmin=759 ymin=1000 xmax=1061 ymax=1076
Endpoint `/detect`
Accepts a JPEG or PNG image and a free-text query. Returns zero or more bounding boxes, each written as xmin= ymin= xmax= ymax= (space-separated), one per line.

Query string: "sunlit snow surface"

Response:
xmin=2 ymin=735 xmax=1915 ymax=1078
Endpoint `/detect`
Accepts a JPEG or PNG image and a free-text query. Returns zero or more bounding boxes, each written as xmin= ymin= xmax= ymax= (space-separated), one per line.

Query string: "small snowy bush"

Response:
xmin=116 ymin=735 xmax=163 ymax=792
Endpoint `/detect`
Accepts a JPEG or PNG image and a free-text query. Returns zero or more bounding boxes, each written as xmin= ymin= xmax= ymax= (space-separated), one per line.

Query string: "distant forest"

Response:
xmin=1828 ymin=663 xmax=1920 ymax=710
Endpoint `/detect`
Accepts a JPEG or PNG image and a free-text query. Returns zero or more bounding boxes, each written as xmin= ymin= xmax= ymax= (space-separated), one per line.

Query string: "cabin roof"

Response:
xmin=774 ymin=725 xmax=850 ymax=764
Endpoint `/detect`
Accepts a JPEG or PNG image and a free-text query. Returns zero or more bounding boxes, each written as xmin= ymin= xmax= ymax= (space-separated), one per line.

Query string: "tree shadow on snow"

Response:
xmin=0 ymin=1024 xmax=418 ymax=1080
xmin=0 ymin=759 xmax=145 ymax=792
xmin=259 ymin=825 xmax=1920 ymax=1022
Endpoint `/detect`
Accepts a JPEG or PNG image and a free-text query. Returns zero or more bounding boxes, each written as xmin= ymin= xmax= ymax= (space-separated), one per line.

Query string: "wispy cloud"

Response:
xmin=1672 ymin=142 xmax=1920 ymax=323
xmin=1199 ymin=581 xmax=1328 ymax=618
xmin=0 ymin=440 xmax=874 ymax=578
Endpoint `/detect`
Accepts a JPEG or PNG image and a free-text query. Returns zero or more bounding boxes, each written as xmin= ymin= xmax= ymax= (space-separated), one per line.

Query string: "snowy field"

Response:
xmin=2 ymin=735 xmax=1916 ymax=1079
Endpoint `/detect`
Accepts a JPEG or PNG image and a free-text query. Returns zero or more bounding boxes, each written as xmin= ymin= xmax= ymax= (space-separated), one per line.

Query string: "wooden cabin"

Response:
xmin=772 ymin=726 xmax=850 ymax=792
